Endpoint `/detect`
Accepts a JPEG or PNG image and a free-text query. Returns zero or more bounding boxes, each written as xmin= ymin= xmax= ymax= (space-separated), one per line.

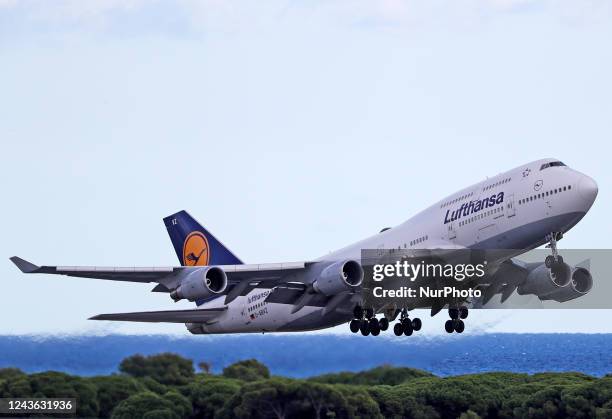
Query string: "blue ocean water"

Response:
xmin=0 ymin=334 xmax=609 ymax=377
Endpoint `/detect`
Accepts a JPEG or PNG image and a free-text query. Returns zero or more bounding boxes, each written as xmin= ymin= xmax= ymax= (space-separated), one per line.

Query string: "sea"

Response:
xmin=0 ymin=333 xmax=610 ymax=377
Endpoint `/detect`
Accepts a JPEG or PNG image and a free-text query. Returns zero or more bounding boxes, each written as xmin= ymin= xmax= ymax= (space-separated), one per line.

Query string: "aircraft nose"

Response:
xmin=578 ymin=175 xmax=598 ymax=207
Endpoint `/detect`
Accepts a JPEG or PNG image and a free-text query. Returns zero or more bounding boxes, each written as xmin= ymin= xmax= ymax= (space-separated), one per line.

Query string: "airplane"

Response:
xmin=10 ymin=158 xmax=598 ymax=336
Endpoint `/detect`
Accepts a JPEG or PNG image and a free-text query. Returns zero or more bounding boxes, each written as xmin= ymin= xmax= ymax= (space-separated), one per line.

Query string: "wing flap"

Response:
xmin=89 ymin=307 xmax=226 ymax=323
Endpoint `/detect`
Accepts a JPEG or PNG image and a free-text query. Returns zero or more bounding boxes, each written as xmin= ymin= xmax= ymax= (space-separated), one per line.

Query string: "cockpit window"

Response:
xmin=540 ymin=161 xmax=566 ymax=170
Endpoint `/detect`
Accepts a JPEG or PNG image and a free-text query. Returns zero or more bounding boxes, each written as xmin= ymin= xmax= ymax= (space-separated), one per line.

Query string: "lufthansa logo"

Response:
xmin=183 ymin=231 xmax=210 ymax=266
xmin=534 ymin=180 xmax=543 ymax=191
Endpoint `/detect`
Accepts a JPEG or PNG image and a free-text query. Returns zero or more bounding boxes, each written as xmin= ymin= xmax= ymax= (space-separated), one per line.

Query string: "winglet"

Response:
xmin=9 ymin=256 xmax=40 ymax=273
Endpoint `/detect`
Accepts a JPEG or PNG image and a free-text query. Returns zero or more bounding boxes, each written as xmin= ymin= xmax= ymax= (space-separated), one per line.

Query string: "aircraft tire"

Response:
xmin=360 ymin=320 xmax=371 ymax=336
xmin=454 ymin=319 xmax=465 ymax=333
xmin=403 ymin=321 xmax=413 ymax=336
xmin=379 ymin=318 xmax=389 ymax=331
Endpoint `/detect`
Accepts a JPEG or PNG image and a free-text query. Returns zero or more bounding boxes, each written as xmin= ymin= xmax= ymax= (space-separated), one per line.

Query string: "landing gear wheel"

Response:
xmin=393 ymin=322 xmax=403 ymax=336
xmin=349 ymin=319 xmax=360 ymax=333
xmin=360 ymin=320 xmax=370 ymax=336
xmin=353 ymin=305 xmax=363 ymax=319
xmin=379 ymin=318 xmax=389 ymax=331
xmin=370 ymin=319 xmax=380 ymax=336
xmin=403 ymin=322 xmax=413 ymax=336
xmin=459 ymin=307 xmax=468 ymax=319
xmin=365 ymin=308 xmax=374 ymax=319
xmin=411 ymin=318 xmax=422 ymax=331
xmin=454 ymin=319 xmax=465 ymax=333
xmin=369 ymin=318 xmax=379 ymax=329
xmin=545 ymin=255 xmax=555 ymax=268
xmin=449 ymin=308 xmax=459 ymax=320
xmin=445 ymin=320 xmax=454 ymax=333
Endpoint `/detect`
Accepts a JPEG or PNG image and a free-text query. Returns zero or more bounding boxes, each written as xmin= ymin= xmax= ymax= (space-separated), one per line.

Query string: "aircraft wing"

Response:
xmin=9 ymin=256 xmax=308 ymax=300
xmin=89 ymin=307 xmax=227 ymax=323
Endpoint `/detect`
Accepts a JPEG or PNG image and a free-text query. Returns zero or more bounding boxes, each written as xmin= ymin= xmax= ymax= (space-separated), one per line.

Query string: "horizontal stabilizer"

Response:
xmin=89 ymin=307 xmax=226 ymax=323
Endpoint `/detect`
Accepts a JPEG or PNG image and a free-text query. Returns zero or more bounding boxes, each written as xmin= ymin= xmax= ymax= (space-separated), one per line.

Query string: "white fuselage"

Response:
xmin=192 ymin=159 xmax=598 ymax=334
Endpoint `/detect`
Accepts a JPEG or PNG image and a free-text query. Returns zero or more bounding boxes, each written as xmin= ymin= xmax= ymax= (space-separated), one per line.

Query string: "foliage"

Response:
xmin=110 ymin=391 xmax=180 ymax=419
xmin=188 ymin=376 xmax=242 ymax=419
xmin=2 ymin=353 xmax=611 ymax=419
xmin=88 ymin=375 xmax=146 ymax=418
xmin=310 ymin=365 xmax=433 ymax=386
xmin=221 ymin=359 xmax=270 ymax=382
xmin=119 ymin=353 xmax=195 ymax=386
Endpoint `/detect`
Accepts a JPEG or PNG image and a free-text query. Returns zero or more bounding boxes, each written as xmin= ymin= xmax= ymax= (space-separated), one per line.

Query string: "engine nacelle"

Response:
xmin=313 ymin=260 xmax=364 ymax=296
xmin=541 ymin=267 xmax=593 ymax=302
xmin=517 ymin=261 xmax=572 ymax=298
xmin=170 ymin=267 xmax=228 ymax=302
xmin=185 ymin=323 xmax=207 ymax=334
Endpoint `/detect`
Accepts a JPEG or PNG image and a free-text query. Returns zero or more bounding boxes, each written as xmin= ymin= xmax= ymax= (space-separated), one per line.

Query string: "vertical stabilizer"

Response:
xmin=163 ymin=210 xmax=243 ymax=266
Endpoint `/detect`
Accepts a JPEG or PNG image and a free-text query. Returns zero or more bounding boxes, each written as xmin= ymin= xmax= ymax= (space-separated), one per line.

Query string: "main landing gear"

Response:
xmin=545 ymin=232 xmax=564 ymax=268
xmin=444 ymin=306 xmax=468 ymax=333
xmin=392 ymin=308 xmax=422 ymax=337
xmin=348 ymin=305 xmax=390 ymax=336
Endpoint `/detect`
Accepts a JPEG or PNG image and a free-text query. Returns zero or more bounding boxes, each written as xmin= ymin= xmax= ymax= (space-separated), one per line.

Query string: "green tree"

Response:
xmin=120 ymin=353 xmax=195 ymax=386
xmin=459 ymin=410 xmax=481 ymax=419
xmin=334 ymin=385 xmax=383 ymax=419
xmin=311 ymin=365 xmax=433 ymax=386
xmin=219 ymin=378 xmax=305 ymax=419
xmin=222 ymin=359 xmax=270 ymax=382
xmin=0 ymin=368 xmax=25 ymax=380
xmin=111 ymin=391 xmax=179 ymax=419
xmin=89 ymin=375 xmax=145 ymax=418
xmin=28 ymin=371 xmax=99 ymax=417
xmin=368 ymin=384 xmax=439 ymax=419
xmin=596 ymin=400 xmax=612 ymax=419
xmin=189 ymin=376 xmax=242 ymax=419
xmin=198 ymin=362 xmax=212 ymax=374
xmin=138 ymin=376 xmax=169 ymax=395
xmin=296 ymin=381 xmax=349 ymax=419
xmin=163 ymin=390 xmax=192 ymax=418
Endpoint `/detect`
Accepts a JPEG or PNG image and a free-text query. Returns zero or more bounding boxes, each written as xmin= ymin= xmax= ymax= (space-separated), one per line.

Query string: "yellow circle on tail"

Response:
xmin=183 ymin=232 xmax=210 ymax=266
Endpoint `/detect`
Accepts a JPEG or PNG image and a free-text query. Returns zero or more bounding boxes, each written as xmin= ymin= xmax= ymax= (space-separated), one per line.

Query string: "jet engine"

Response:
xmin=517 ymin=260 xmax=572 ymax=298
xmin=170 ymin=267 xmax=228 ymax=302
xmin=313 ymin=260 xmax=364 ymax=296
xmin=540 ymin=267 xmax=593 ymax=302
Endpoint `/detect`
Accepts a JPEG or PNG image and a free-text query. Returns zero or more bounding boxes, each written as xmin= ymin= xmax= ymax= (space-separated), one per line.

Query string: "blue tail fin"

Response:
xmin=163 ymin=210 xmax=243 ymax=266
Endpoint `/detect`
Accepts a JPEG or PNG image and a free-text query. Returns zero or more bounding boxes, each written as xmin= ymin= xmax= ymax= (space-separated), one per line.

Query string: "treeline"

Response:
xmin=0 ymin=353 xmax=611 ymax=418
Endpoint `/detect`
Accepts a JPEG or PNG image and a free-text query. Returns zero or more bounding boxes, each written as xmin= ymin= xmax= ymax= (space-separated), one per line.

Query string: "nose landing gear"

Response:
xmin=545 ymin=232 xmax=564 ymax=267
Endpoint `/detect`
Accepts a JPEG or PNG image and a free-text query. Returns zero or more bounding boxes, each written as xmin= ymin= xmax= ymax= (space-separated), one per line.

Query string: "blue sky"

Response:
xmin=0 ymin=0 xmax=610 ymax=335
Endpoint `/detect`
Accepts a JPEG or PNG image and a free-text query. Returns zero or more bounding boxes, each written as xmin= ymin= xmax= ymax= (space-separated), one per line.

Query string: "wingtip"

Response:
xmin=9 ymin=256 xmax=40 ymax=273
xmin=88 ymin=314 xmax=105 ymax=321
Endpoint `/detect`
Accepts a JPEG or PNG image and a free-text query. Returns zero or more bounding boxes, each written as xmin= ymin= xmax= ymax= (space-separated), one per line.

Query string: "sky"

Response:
xmin=0 ymin=0 xmax=611 ymax=335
